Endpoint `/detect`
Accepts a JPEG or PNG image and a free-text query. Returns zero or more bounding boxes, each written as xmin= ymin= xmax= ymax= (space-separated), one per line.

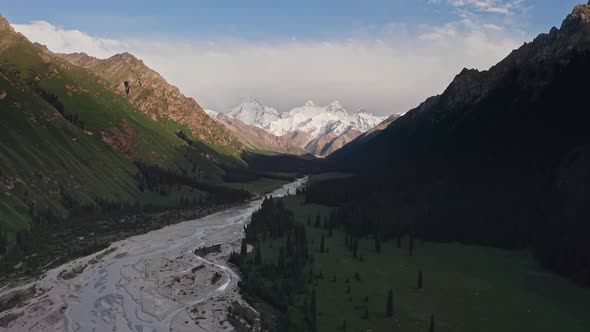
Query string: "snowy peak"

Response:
xmin=228 ymin=98 xmax=280 ymax=130
xmin=304 ymin=100 xmax=317 ymax=107
xmin=212 ymin=98 xmax=390 ymax=156
xmin=327 ymin=100 xmax=344 ymax=111
xmin=225 ymin=98 xmax=386 ymax=138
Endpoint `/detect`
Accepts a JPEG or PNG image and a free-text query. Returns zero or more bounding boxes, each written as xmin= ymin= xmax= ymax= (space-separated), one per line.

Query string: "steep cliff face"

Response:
xmin=59 ymin=52 xmax=242 ymax=154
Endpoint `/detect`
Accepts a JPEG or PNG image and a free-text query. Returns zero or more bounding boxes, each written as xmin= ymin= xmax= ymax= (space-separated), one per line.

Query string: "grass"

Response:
xmin=271 ymin=195 xmax=590 ymax=332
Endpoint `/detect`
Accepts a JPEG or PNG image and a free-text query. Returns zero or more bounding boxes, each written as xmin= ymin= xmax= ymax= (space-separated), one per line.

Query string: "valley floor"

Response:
xmin=241 ymin=194 xmax=590 ymax=332
xmin=0 ymin=178 xmax=305 ymax=331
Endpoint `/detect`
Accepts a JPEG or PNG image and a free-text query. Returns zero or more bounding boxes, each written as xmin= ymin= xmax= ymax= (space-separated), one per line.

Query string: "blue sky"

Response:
xmin=2 ymin=0 xmax=581 ymax=40
xmin=1 ymin=1 xmax=585 ymax=114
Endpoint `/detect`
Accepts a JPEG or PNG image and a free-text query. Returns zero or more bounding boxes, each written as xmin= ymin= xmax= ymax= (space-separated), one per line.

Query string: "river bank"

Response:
xmin=0 ymin=177 xmax=307 ymax=331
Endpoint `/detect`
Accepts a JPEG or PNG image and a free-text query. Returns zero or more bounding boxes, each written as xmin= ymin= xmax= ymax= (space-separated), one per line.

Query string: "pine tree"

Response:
xmin=397 ymin=236 xmax=401 ymax=249
xmin=255 ymin=245 xmax=262 ymax=265
xmin=386 ymin=290 xmax=393 ymax=317
xmin=418 ymin=269 xmax=423 ymax=289
xmin=362 ymin=309 xmax=369 ymax=320
xmin=240 ymin=238 xmax=248 ymax=258
xmin=375 ymin=233 xmax=382 ymax=253
xmin=320 ymin=234 xmax=325 ymax=253
xmin=409 ymin=234 xmax=414 ymax=256
xmin=311 ymin=288 xmax=318 ymax=332
xmin=429 ymin=314 xmax=435 ymax=332
xmin=307 ymin=216 xmax=311 ymax=226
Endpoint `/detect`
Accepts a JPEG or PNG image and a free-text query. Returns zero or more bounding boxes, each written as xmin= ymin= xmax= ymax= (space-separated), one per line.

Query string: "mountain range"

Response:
xmin=0 ymin=14 xmax=249 ymax=230
xmin=0 ymin=10 xmax=389 ymax=234
xmin=321 ymin=2 xmax=590 ymax=285
xmin=208 ymin=98 xmax=390 ymax=156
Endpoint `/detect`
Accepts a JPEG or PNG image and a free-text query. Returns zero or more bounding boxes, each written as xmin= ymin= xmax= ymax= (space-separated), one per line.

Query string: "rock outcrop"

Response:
xmin=0 ymin=14 xmax=15 ymax=32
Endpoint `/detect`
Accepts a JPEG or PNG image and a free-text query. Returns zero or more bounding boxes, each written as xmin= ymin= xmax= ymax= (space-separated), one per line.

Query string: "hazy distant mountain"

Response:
xmin=215 ymin=98 xmax=390 ymax=156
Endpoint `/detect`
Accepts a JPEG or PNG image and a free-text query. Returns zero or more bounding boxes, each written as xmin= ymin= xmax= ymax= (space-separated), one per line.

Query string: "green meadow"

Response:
xmin=248 ymin=194 xmax=590 ymax=332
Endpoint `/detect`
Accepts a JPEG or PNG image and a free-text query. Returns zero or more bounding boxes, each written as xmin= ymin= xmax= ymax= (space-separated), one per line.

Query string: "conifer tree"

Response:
xmin=429 ymin=314 xmax=435 ymax=332
xmin=375 ymin=233 xmax=382 ymax=253
xmin=311 ymin=288 xmax=318 ymax=332
xmin=386 ymin=290 xmax=393 ymax=317
xmin=320 ymin=234 xmax=325 ymax=253
xmin=240 ymin=238 xmax=248 ymax=258
xmin=418 ymin=269 xmax=423 ymax=289
xmin=255 ymin=245 xmax=262 ymax=265
xmin=409 ymin=234 xmax=414 ymax=256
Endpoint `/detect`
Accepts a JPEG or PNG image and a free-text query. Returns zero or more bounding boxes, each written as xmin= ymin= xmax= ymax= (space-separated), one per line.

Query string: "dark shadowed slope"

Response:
xmin=322 ymin=3 xmax=590 ymax=285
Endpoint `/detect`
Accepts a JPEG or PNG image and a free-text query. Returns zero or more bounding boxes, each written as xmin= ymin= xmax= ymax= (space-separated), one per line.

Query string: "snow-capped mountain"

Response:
xmin=228 ymin=98 xmax=280 ymax=131
xmin=229 ymin=99 xmax=386 ymax=138
xmin=208 ymin=98 xmax=393 ymax=156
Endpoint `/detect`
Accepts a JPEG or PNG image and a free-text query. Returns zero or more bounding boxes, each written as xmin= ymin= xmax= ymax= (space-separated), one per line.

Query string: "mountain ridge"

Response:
xmin=58 ymin=50 xmax=242 ymax=154
xmin=324 ymin=2 xmax=590 ymax=286
xmin=0 ymin=14 xmax=249 ymax=235
xmin=217 ymin=98 xmax=390 ymax=156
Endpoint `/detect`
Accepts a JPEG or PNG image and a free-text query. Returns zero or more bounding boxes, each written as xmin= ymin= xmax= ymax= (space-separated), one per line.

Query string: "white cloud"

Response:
xmin=12 ymin=19 xmax=527 ymax=116
xmin=430 ymin=0 xmax=526 ymax=15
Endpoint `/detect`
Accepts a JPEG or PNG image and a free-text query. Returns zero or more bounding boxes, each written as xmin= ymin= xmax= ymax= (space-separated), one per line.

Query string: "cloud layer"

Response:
xmin=13 ymin=17 xmax=528 ymax=115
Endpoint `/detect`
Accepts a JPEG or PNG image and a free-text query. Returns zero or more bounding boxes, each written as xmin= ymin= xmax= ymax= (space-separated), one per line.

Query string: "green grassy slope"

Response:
xmin=0 ymin=63 xmax=140 ymax=227
xmin=0 ymin=25 xmax=247 ymax=224
xmin=0 ymin=23 xmax=255 ymax=278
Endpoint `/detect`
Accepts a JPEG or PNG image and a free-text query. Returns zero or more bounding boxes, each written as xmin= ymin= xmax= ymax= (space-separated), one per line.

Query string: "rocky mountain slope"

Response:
xmin=58 ymin=52 xmax=241 ymax=154
xmin=213 ymin=98 xmax=389 ymax=156
xmin=327 ymin=2 xmax=590 ymax=285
